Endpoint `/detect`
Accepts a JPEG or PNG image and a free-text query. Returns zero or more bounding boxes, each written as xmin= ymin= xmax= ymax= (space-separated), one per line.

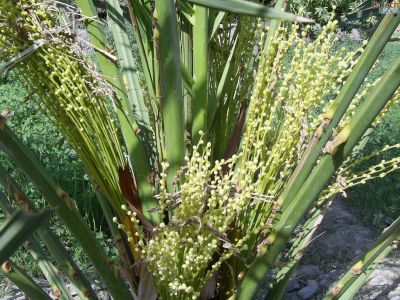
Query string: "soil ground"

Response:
xmin=283 ymin=198 xmax=400 ymax=300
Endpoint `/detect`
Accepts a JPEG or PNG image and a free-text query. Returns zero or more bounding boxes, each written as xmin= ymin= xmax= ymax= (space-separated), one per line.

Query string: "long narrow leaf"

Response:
xmin=75 ymin=0 xmax=157 ymax=222
xmin=0 ymin=166 xmax=98 ymax=299
xmin=105 ymin=0 xmax=151 ymax=129
xmin=0 ymin=209 xmax=52 ymax=264
xmin=278 ymin=13 xmax=400 ymax=211
xmin=1 ymin=260 xmax=52 ymax=300
xmin=215 ymin=37 xmax=238 ymax=106
xmin=181 ymin=63 xmax=195 ymax=97
xmin=186 ymin=0 xmax=314 ymax=22
xmin=0 ymin=191 xmax=73 ymax=299
xmin=155 ymin=0 xmax=186 ymax=187
xmin=192 ymin=5 xmax=209 ymax=143
xmin=210 ymin=11 xmax=226 ymax=40
xmin=263 ymin=0 xmax=286 ymax=53
xmin=127 ymin=0 xmax=157 ymax=99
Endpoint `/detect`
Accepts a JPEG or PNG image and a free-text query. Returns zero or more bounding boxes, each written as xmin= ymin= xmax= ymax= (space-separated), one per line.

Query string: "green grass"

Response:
xmin=346 ymin=39 xmax=400 ymax=231
xmin=348 ymin=104 xmax=400 ymax=231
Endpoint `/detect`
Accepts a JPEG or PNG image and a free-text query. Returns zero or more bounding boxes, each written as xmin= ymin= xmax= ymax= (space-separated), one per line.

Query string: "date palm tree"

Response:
xmin=0 ymin=0 xmax=399 ymax=299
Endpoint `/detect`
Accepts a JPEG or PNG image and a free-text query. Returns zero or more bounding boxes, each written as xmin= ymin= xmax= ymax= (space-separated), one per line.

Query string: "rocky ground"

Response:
xmin=283 ymin=198 xmax=400 ymax=300
xmin=0 ymin=280 xmax=112 ymax=300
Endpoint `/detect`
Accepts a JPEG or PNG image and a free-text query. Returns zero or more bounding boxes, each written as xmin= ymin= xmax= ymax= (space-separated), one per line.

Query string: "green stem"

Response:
xmin=37 ymin=227 xmax=98 ymax=300
xmin=1 ymin=260 xmax=52 ymax=300
xmin=155 ymin=0 xmax=185 ymax=189
xmin=0 ymin=126 xmax=133 ymax=300
xmin=0 ymin=193 xmax=71 ymax=299
xmin=28 ymin=237 xmax=74 ymax=300
xmin=192 ymin=5 xmax=209 ymax=143
xmin=0 ymin=209 xmax=53 ymax=264
xmin=0 ymin=165 xmax=98 ymax=299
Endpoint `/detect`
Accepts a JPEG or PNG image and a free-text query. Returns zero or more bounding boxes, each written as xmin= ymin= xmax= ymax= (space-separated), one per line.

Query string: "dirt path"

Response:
xmin=285 ymin=198 xmax=400 ymax=300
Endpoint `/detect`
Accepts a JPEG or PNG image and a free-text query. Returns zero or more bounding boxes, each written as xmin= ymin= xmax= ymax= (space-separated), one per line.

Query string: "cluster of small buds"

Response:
xmin=343 ymin=144 xmax=400 ymax=184
xmin=338 ymin=53 xmax=400 ymax=128
xmin=157 ymin=162 xmax=169 ymax=221
xmin=237 ymin=17 xmax=364 ymax=234
xmin=129 ymin=137 xmax=265 ymax=298
xmin=340 ymin=77 xmax=381 ymax=129
xmin=320 ymin=144 xmax=400 ymax=203
xmin=374 ymin=89 xmax=400 ymax=126
xmin=125 ymin=205 xmax=145 ymax=243
xmin=341 ymin=144 xmax=400 ymax=173
xmin=0 ymin=0 xmax=128 ymax=214
xmin=145 ymin=225 xmax=219 ymax=298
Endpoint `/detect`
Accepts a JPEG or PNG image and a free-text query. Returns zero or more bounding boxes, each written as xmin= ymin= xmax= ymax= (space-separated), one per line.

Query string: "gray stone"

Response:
xmin=368 ymin=273 xmax=392 ymax=286
xmin=297 ymin=280 xmax=319 ymax=300
xmin=286 ymin=292 xmax=301 ymax=300
xmin=307 ymin=224 xmax=374 ymax=258
xmin=75 ymin=28 xmax=94 ymax=54
xmin=388 ymin=289 xmax=400 ymax=299
xmin=368 ymin=275 xmax=389 ymax=286
xmin=325 ymin=200 xmax=358 ymax=224
xmin=287 ymin=278 xmax=301 ymax=292
xmin=318 ymin=270 xmax=342 ymax=282
xmin=349 ymin=28 xmax=361 ymax=41
xmin=296 ymin=265 xmax=319 ymax=280
xmin=318 ymin=278 xmax=332 ymax=291
xmin=97 ymin=291 xmax=112 ymax=300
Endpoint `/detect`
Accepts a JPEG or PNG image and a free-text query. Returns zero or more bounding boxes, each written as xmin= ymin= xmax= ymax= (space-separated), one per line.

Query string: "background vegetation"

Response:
xmin=264 ymin=0 xmax=377 ymax=27
xmin=347 ymin=38 xmax=400 ymax=231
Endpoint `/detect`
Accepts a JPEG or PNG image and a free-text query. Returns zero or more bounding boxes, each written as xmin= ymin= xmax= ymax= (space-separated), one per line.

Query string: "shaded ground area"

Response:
xmin=0 ymin=279 xmax=111 ymax=300
xmin=284 ymin=198 xmax=400 ymax=300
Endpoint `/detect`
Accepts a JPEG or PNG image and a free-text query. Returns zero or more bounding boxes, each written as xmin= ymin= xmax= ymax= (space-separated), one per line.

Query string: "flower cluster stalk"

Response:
xmin=0 ymin=0 xmax=129 ymax=219
xmin=0 ymin=165 xmax=97 ymax=299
